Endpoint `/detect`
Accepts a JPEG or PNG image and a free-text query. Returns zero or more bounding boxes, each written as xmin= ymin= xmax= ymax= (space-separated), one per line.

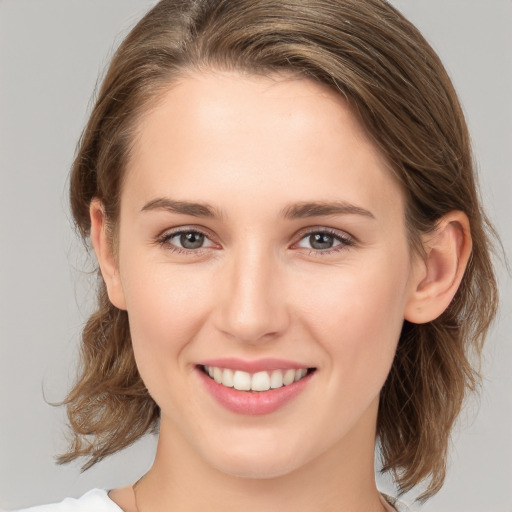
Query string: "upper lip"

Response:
xmin=197 ymin=357 xmax=313 ymax=373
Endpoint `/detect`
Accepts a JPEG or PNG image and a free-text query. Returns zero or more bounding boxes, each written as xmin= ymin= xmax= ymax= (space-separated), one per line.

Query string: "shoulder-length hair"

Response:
xmin=61 ymin=0 xmax=498 ymax=501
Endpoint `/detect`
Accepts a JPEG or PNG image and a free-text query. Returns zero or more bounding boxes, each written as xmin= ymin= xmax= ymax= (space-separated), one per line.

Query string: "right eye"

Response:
xmin=157 ymin=228 xmax=217 ymax=253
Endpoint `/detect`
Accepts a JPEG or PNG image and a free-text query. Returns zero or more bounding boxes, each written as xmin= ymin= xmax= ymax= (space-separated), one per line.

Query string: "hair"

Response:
xmin=60 ymin=0 xmax=498 ymax=502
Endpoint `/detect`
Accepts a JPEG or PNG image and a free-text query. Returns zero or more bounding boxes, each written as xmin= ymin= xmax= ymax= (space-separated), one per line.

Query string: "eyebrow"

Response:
xmin=141 ymin=198 xmax=223 ymax=218
xmin=281 ymin=201 xmax=375 ymax=220
xmin=141 ymin=197 xmax=375 ymax=220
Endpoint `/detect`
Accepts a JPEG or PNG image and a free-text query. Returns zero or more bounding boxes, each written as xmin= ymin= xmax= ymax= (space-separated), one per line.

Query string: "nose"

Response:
xmin=213 ymin=245 xmax=290 ymax=344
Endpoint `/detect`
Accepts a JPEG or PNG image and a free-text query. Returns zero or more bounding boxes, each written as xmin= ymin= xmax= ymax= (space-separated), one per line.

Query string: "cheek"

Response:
xmin=125 ymin=272 xmax=203 ymax=341
xmin=118 ymin=252 xmax=213 ymax=390
xmin=293 ymin=254 xmax=410 ymax=397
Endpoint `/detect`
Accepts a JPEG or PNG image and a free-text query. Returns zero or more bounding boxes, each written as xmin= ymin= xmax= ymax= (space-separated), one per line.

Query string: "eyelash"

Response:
xmin=294 ymin=228 xmax=355 ymax=256
xmin=155 ymin=228 xmax=216 ymax=255
xmin=155 ymin=227 xmax=355 ymax=256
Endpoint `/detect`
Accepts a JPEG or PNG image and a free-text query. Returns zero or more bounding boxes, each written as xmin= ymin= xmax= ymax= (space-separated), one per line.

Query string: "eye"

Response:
xmin=298 ymin=232 xmax=340 ymax=250
xmin=295 ymin=229 xmax=354 ymax=253
xmin=157 ymin=228 xmax=216 ymax=253
xmin=173 ymin=231 xmax=206 ymax=250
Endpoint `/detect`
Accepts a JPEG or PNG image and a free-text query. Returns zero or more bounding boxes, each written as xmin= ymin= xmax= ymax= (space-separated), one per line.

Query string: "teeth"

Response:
xmin=233 ymin=370 xmax=251 ymax=391
xmin=283 ymin=369 xmax=296 ymax=386
xmin=251 ymin=371 xmax=271 ymax=392
xmin=203 ymin=366 xmax=310 ymax=392
xmin=270 ymin=369 xmax=283 ymax=388
xmin=213 ymin=367 xmax=223 ymax=384
xmin=294 ymin=368 xmax=307 ymax=381
xmin=222 ymin=368 xmax=234 ymax=387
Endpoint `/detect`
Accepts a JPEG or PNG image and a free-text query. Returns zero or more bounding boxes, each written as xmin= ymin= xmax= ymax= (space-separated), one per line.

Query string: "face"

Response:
xmin=101 ymin=71 xmax=422 ymax=478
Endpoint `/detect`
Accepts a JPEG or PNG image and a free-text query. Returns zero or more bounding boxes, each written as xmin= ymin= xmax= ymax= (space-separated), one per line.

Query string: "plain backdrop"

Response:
xmin=0 ymin=1 xmax=511 ymax=510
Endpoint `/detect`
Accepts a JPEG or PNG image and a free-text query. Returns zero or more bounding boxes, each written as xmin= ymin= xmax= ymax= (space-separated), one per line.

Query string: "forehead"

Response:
xmin=124 ymin=70 xmax=404 ymax=221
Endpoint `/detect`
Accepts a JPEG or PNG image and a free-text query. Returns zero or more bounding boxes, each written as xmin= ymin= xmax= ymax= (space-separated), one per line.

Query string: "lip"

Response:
xmin=196 ymin=364 xmax=315 ymax=416
xmin=196 ymin=357 xmax=310 ymax=373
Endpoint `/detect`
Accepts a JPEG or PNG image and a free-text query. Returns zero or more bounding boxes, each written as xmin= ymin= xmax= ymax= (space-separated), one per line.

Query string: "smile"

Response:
xmin=196 ymin=358 xmax=316 ymax=415
xmin=202 ymin=365 xmax=311 ymax=392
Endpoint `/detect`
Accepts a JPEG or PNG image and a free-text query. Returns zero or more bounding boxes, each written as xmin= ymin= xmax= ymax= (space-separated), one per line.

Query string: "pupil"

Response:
xmin=180 ymin=232 xmax=204 ymax=249
xmin=310 ymin=233 xmax=333 ymax=250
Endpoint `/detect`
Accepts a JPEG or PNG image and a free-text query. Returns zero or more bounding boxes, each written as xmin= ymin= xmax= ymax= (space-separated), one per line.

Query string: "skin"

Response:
xmin=92 ymin=71 xmax=471 ymax=512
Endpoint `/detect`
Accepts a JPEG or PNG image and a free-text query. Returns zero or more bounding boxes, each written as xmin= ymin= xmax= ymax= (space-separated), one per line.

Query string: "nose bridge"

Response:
xmin=216 ymin=240 xmax=288 ymax=343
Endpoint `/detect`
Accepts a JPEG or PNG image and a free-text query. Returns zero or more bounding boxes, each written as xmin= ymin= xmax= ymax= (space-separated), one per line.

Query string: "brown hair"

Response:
xmin=60 ymin=0 xmax=498 ymax=501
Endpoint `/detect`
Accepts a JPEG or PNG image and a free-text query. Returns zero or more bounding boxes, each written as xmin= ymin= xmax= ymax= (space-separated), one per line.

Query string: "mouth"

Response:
xmin=196 ymin=361 xmax=317 ymax=415
xmin=200 ymin=365 xmax=315 ymax=392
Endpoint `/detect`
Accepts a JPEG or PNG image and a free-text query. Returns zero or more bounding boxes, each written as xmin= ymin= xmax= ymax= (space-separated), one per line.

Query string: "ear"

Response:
xmin=89 ymin=199 xmax=127 ymax=310
xmin=405 ymin=211 xmax=472 ymax=324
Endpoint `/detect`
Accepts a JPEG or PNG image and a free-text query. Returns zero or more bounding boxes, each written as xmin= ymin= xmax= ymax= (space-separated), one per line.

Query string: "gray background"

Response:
xmin=0 ymin=1 xmax=510 ymax=510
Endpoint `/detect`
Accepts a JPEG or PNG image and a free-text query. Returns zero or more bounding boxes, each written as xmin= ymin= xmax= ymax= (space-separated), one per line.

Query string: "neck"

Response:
xmin=132 ymin=400 xmax=387 ymax=512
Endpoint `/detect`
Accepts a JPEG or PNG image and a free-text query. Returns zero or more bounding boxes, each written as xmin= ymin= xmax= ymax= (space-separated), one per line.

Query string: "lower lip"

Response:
xmin=197 ymin=368 xmax=313 ymax=415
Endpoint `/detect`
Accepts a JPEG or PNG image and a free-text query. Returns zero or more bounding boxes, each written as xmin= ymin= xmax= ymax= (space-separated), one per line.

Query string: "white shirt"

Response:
xmin=10 ymin=489 xmax=414 ymax=512
xmin=10 ymin=489 xmax=121 ymax=512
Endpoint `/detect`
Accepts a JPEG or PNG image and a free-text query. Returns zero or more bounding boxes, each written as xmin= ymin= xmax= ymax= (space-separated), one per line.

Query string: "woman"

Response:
xmin=9 ymin=1 xmax=500 ymax=511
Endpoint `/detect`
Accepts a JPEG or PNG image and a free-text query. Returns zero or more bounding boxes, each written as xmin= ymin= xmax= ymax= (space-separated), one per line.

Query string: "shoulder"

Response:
xmin=9 ymin=489 xmax=123 ymax=512
xmin=381 ymin=493 xmax=417 ymax=512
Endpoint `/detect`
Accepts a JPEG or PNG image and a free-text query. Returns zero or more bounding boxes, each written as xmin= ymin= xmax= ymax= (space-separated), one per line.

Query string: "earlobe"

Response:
xmin=89 ymin=199 xmax=127 ymax=310
xmin=405 ymin=211 xmax=472 ymax=324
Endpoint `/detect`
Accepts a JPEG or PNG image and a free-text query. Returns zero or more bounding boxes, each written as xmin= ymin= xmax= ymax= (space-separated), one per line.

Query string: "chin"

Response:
xmin=201 ymin=436 xmax=312 ymax=480
xmin=213 ymin=456 xmax=301 ymax=480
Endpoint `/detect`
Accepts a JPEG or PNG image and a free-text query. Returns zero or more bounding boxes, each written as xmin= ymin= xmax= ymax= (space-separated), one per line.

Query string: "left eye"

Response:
xmin=296 ymin=232 xmax=348 ymax=251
